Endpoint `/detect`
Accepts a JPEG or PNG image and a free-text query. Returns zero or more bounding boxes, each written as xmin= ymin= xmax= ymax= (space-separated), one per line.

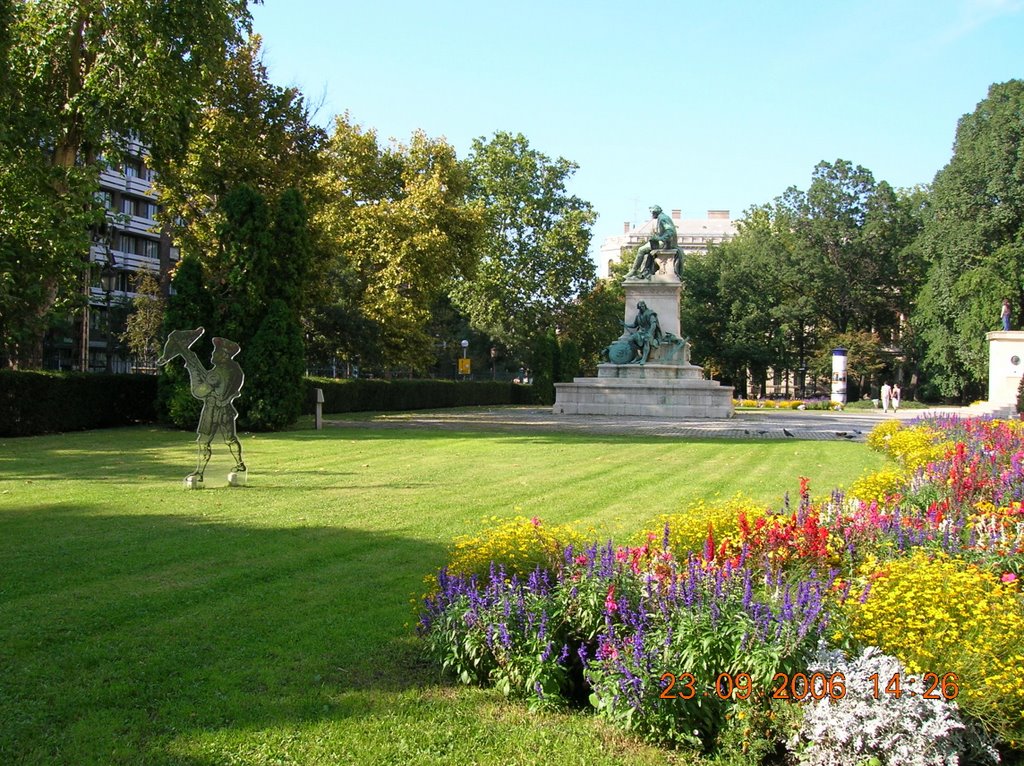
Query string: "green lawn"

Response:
xmin=0 ymin=420 xmax=886 ymax=765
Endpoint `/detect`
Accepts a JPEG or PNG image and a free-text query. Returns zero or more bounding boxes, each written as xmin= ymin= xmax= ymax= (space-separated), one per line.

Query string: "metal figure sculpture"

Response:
xmin=157 ymin=327 xmax=246 ymax=487
xmin=625 ymin=205 xmax=682 ymax=280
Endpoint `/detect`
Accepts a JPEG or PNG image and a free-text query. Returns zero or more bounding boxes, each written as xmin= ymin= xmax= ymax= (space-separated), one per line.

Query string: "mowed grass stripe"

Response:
xmin=0 ymin=423 xmax=886 ymax=765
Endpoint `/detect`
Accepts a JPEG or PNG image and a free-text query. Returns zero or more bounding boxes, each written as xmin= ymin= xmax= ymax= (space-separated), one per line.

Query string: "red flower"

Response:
xmin=605 ymin=584 xmax=618 ymax=613
xmin=799 ymin=476 xmax=811 ymax=500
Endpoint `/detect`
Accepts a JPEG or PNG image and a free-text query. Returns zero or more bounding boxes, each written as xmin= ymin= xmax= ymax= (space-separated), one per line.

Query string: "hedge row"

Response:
xmin=0 ymin=370 xmax=159 ymax=437
xmin=0 ymin=371 xmax=535 ymax=437
xmin=303 ymin=377 xmax=535 ymax=414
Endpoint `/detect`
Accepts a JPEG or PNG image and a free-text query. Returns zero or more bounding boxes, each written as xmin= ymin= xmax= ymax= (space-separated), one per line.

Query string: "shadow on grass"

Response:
xmin=0 ymin=502 xmax=451 ymax=764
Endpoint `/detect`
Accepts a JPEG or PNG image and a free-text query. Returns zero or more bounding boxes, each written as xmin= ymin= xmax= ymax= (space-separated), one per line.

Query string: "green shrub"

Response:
xmin=303 ymin=377 xmax=532 ymax=414
xmin=240 ymin=299 xmax=305 ymax=431
xmin=0 ymin=370 xmax=157 ymax=436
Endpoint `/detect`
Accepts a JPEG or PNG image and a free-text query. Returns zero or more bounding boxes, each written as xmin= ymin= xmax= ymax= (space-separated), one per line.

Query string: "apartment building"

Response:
xmin=48 ymin=139 xmax=177 ymax=372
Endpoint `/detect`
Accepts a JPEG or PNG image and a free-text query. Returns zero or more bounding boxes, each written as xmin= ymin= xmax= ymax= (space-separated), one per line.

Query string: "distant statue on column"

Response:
xmin=625 ymin=205 xmax=682 ymax=280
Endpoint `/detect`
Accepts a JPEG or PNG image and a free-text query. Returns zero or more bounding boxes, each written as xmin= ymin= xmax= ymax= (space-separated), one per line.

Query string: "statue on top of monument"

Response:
xmin=625 ymin=205 xmax=681 ymax=280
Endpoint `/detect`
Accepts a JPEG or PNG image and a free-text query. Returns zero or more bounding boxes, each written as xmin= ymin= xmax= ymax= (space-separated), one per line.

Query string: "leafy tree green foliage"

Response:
xmin=313 ymin=115 xmax=485 ymax=372
xmin=0 ymin=0 xmax=252 ymax=368
xmin=530 ymin=330 xmax=560 ymax=405
xmin=777 ymin=160 xmax=922 ymax=337
xmin=679 ymin=250 xmax=730 ymax=380
xmin=557 ymin=280 xmax=624 ymax=375
xmin=681 ymin=162 xmax=924 ymax=395
xmin=453 ymin=132 xmax=597 ymax=359
xmin=121 ymin=271 xmax=166 ymax=368
xmin=244 ymin=299 xmax=305 ymax=430
xmin=156 ymin=35 xmax=325 ymax=270
xmin=914 ymin=80 xmax=1024 ymax=399
xmin=681 ymin=207 xmax=816 ymax=392
xmin=159 ymin=185 xmax=312 ymax=430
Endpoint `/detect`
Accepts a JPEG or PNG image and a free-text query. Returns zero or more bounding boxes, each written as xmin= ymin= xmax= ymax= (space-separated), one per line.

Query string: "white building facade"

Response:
xmin=50 ymin=139 xmax=176 ymax=372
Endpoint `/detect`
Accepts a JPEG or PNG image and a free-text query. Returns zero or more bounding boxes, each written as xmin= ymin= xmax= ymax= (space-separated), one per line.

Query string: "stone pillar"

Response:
xmin=986 ymin=331 xmax=1024 ymax=408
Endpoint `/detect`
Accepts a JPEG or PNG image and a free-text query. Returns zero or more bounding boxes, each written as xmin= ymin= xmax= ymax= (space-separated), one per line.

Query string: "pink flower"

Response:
xmin=605 ymin=584 xmax=618 ymax=613
xmin=1002 ymin=572 xmax=1017 ymax=583
xmin=530 ymin=516 xmax=541 ymax=527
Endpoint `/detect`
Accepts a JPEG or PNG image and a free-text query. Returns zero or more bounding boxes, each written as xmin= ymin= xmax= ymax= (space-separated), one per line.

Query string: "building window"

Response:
xmin=122 ymin=157 xmax=151 ymax=180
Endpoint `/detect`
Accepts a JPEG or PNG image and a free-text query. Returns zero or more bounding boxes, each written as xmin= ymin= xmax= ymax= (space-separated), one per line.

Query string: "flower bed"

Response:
xmin=418 ymin=416 xmax=1024 ymax=763
xmin=733 ymin=397 xmax=843 ymax=411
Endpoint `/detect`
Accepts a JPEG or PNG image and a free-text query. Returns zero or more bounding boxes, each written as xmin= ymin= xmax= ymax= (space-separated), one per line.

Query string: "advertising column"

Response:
xmin=830 ymin=348 xmax=848 ymax=404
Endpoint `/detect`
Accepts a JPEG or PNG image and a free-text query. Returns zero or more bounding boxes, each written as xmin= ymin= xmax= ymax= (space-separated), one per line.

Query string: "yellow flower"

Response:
xmin=846 ymin=551 xmax=1024 ymax=742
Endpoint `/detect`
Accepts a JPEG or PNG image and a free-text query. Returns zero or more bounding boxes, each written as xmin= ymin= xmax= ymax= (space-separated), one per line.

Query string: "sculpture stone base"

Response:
xmin=553 ymin=363 xmax=734 ymax=419
xmin=184 ymin=475 xmax=204 ymax=490
xmin=228 ymin=471 xmax=247 ymax=487
xmin=566 ymin=242 xmax=734 ymax=419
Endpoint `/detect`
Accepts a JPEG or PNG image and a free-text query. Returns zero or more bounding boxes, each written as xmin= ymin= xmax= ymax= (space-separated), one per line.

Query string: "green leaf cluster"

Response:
xmin=452 ymin=132 xmax=597 ymax=361
xmin=159 ymin=184 xmax=311 ymax=430
xmin=913 ymin=80 xmax=1024 ymax=399
xmin=311 ymin=115 xmax=486 ymax=371
xmin=680 ymin=160 xmax=925 ymax=395
xmin=1 ymin=0 xmax=253 ymax=368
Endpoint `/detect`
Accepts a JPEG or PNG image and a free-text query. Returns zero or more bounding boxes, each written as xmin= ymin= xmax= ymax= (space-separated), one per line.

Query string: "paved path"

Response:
xmin=324 ymin=404 xmax=990 ymax=442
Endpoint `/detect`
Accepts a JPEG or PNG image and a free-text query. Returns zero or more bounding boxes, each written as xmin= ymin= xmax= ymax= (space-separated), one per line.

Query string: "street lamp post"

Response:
xmin=460 ymin=339 xmax=469 ymax=379
xmin=490 ymin=346 xmax=497 ymax=380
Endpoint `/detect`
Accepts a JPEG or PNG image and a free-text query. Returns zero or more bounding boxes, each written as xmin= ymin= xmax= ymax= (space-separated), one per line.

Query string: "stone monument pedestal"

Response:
xmin=553 ymin=251 xmax=734 ymax=419
xmin=986 ymin=331 xmax=1024 ymax=414
xmin=554 ymin=362 xmax=734 ymax=418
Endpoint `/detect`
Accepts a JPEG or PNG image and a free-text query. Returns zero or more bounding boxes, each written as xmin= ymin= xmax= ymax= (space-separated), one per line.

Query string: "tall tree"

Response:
xmin=0 ymin=0 xmax=253 ymax=368
xmin=778 ymin=160 xmax=913 ymax=336
xmin=557 ymin=280 xmax=624 ymax=375
xmin=313 ymin=115 xmax=485 ymax=372
xmin=680 ymin=168 xmax=923 ymax=396
xmin=452 ymin=132 xmax=597 ymax=359
xmin=913 ymin=80 xmax=1024 ymax=399
xmin=121 ymin=271 xmax=166 ymax=369
xmin=158 ymin=184 xmax=311 ymax=430
xmin=156 ymin=34 xmax=325 ymax=270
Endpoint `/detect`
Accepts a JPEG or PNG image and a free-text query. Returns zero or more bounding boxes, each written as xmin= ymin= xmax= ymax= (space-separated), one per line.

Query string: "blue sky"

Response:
xmin=250 ymin=0 xmax=1023 ymax=260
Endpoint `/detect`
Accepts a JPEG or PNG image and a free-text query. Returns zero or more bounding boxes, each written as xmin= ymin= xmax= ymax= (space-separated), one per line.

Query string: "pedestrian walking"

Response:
xmin=881 ymin=382 xmax=892 ymax=414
